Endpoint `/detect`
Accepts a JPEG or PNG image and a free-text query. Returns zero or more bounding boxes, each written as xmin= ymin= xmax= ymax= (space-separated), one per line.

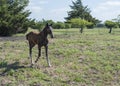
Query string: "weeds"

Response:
xmin=0 ymin=28 xmax=120 ymax=85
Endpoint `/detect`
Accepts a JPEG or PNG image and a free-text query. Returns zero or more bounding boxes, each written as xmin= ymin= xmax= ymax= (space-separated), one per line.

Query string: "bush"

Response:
xmin=65 ymin=23 xmax=71 ymax=29
xmin=96 ymin=23 xmax=105 ymax=28
xmin=53 ymin=22 xmax=65 ymax=29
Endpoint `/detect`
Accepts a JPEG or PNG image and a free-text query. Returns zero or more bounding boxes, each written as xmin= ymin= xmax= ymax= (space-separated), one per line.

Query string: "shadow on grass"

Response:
xmin=0 ymin=61 xmax=26 ymax=76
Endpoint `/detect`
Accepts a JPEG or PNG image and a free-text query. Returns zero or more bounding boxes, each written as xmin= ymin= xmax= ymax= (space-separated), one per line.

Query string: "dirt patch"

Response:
xmin=0 ymin=36 xmax=25 ymax=41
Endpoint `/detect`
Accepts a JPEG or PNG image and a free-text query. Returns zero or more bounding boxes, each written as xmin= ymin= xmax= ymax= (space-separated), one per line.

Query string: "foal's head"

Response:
xmin=44 ymin=23 xmax=54 ymax=38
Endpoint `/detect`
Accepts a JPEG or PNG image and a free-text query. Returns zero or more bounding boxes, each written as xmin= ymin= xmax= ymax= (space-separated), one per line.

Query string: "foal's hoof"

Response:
xmin=35 ymin=60 xmax=38 ymax=63
xmin=48 ymin=64 xmax=52 ymax=67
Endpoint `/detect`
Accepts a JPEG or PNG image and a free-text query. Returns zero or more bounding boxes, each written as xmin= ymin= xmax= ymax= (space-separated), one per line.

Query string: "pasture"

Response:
xmin=0 ymin=28 xmax=120 ymax=86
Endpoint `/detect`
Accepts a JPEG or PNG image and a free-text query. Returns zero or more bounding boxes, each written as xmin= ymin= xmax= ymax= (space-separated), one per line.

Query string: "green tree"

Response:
xmin=68 ymin=18 xmax=89 ymax=33
xmin=0 ymin=0 xmax=31 ymax=36
xmin=65 ymin=0 xmax=99 ymax=25
xmin=105 ymin=20 xmax=116 ymax=33
xmin=86 ymin=22 xmax=94 ymax=29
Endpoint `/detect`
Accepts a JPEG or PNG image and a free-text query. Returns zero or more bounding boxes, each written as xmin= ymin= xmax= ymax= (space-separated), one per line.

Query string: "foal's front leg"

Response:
xmin=45 ymin=45 xmax=51 ymax=67
xmin=35 ymin=46 xmax=41 ymax=63
xmin=29 ymin=42 xmax=35 ymax=66
xmin=29 ymin=46 xmax=34 ymax=66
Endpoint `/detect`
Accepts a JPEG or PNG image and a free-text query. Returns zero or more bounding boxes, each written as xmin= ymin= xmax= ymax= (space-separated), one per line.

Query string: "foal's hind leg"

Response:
xmin=35 ymin=45 xmax=41 ymax=63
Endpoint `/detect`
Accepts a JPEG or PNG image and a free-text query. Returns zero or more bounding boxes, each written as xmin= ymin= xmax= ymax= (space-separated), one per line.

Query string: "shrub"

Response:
xmin=53 ymin=22 xmax=65 ymax=29
xmin=65 ymin=23 xmax=71 ymax=29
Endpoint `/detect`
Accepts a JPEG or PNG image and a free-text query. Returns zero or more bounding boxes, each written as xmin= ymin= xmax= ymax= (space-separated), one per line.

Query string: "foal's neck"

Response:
xmin=40 ymin=28 xmax=48 ymax=38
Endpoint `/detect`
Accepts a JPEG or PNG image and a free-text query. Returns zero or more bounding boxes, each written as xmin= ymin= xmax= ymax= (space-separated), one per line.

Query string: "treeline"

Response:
xmin=29 ymin=0 xmax=100 ymax=33
xmin=29 ymin=19 xmax=95 ymax=30
xmin=29 ymin=19 xmax=71 ymax=30
xmin=29 ymin=18 xmax=120 ymax=34
xmin=0 ymin=0 xmax=120 ymax=36
xmin=0 ymin=0 xmax=99 ymax=36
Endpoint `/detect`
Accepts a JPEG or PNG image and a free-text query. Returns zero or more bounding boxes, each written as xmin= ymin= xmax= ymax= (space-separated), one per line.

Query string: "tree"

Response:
xmin=68 ymin=18 xmax=89 ymax=33
xmin=0 ymin=0 xmax=31 ymax=36
xmin=86 ymin=22 xmax=94 ymax=29
xmin=65 ymin=0 xmax=99 ymax=25
xmin=105 ymin=20 xmax=116 ymax=33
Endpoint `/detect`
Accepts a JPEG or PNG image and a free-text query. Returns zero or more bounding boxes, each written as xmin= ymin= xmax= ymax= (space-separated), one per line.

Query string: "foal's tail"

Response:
xmin=26 ymin=32 xmax=33 ymax=40
xmin=26 ymin=33 xmax=30 ymax=40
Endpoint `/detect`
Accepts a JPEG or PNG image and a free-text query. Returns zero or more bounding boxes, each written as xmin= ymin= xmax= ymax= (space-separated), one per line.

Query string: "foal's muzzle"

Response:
xmin=51 ymin=34 xmax=54 ymax=38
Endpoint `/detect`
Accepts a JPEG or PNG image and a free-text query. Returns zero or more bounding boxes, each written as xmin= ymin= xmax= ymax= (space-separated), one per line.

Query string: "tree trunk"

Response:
xmin=80 ymin=28 xmax=83 ymax=33
xmin=109 ymin=28 xmax=112 ymax=33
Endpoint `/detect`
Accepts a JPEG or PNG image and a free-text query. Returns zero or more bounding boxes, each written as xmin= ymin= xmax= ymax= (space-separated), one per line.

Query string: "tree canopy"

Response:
xmin=0 ymin=0 xmax=31 ymax=36
xmin=68 ymin=18 xmax=91 ymax=33
xmin=65 ymin=0 xmax=100 ymax=25
xmin=105 ymin=20 xmax=116 ymax=33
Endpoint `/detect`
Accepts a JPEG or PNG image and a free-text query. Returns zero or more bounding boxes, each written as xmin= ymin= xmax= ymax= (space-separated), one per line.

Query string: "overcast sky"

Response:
xmin=26 ymin=0 xmax=120 ymax=22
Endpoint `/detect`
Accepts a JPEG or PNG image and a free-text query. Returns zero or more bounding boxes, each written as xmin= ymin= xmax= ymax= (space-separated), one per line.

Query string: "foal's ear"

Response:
xmin=46 ymin=23 xmax=49 ymax=26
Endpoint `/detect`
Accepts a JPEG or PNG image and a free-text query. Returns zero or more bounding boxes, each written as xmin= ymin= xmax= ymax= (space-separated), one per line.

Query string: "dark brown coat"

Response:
xmin=26 ymin=23 xmax=53 ymax=67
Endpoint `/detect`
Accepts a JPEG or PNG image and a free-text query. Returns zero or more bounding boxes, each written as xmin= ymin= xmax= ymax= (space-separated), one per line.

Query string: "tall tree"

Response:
xmin=0 ymin=0 xmax=31 ymax=36
xmin=65 ymin=0 xmax=99 ymax=25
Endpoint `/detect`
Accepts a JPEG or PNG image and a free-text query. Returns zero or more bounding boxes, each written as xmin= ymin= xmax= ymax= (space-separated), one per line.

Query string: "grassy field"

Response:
xmin=0 ymin=28 xmax=120 ymax=86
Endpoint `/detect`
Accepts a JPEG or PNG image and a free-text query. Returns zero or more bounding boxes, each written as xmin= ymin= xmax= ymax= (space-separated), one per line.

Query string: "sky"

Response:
xmin=26 ymin=0 xmax=120 ymax=22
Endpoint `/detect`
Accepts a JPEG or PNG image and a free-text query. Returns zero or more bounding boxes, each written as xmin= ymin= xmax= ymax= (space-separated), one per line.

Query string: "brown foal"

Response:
xmin=26 ymin=23 xmax=54 ymax=67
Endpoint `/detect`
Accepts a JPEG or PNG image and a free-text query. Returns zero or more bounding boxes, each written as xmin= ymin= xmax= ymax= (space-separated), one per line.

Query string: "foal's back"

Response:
xmin=26 ymin=32 xmax=41 ymax=44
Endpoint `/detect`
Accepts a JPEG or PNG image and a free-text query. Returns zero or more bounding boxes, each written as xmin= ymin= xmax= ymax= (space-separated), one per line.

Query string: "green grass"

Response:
xmin=0 ymin=28 xmax=120 ymax=86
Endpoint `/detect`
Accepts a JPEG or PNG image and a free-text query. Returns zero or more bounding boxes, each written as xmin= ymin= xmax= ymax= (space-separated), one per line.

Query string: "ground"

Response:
xmin=0 ymin=28 xmax=120 ymax=86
